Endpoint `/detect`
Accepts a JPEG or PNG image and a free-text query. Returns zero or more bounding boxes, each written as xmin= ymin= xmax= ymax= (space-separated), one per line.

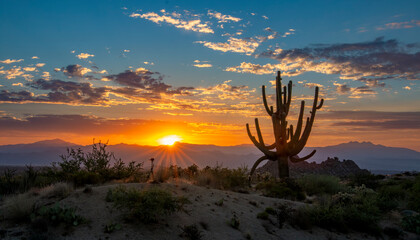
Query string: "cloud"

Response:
xmin=123 ymin=49 xmax=130 ymax=53
xmin=403 ymin=86 xmax=411 ymax=90
xmin=196 ymin=80 xmax=255 ymax=100
xmin=207 ymin=10 xmax=241 ymax=23
xmin=23 ymin=67 xmax=36 ymax=72
xmin=194 ymin=64 xmax=212 ymax=68
xmin=130 ymin=10 xmax=214 ymax=33
xmin=253 ymin=37 xmax=420 ymax=81
xmin=12 ymin=83 xmax=24 ymax=87
xmin=262 ymin=15 xmax=268 ymax=20
xmin=320 ymin=111 xmax=420 ymax=130
xmin=76 ymin=53 xmax=94 ymax=59
xmin=104 ymin=68 xmax=169 ymax=91
xmin=225 ymin=62 xmax=279 ymax=75
xmin=0 ymin=66 xmax=29 ymax=79
xmin=196 ymin=37 xmax=262 ymax=55
xmin=0 ymin=59 xmax=24 ymax=64
xmin=36 ymin=63 xmax=46 ymax=68
xmin=31 ymin=56 xmax=39 ymax=59
xmin=377 ymin=20 xmax=420 ymax=30
xmin=61 ymin=64 xmax=92 ymax=77
xmin=144 ymin=61 xmax=154 ymax=65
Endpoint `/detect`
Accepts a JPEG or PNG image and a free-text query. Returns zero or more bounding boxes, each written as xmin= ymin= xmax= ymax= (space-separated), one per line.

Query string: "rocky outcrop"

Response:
xmin=258 ymin=157 xmax=369 ymax=177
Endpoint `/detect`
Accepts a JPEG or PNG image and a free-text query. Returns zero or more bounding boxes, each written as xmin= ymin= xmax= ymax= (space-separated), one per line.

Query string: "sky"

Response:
xmin=0 ymin=0 xmax=419 ymax=151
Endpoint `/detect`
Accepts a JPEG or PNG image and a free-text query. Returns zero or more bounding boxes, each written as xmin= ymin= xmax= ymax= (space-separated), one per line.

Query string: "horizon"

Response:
xmin=1 ymin=1 xmax=419 ymax=151
xmin=2 ymin=138 xmax=420 ymax=153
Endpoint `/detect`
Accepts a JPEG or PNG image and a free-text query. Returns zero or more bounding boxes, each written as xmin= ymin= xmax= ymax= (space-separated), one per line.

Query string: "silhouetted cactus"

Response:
xmin=247 ymin=71 xmax=324 ymax=179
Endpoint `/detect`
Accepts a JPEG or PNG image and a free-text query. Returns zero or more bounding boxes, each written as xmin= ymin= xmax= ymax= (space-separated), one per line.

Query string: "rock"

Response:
xmin=257 ymin=157 xmax=369 ymax=177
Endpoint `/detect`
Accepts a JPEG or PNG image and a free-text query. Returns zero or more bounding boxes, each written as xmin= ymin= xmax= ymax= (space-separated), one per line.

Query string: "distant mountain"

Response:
xmin=300 ymin=141 xmax=420 ymax=172
xmin=0 ymin=139 xmax=419 ymax=172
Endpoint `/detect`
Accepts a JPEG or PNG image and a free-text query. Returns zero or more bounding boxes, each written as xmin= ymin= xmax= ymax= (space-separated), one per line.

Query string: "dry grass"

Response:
xmin=2 ymin=193 xmax=36 ymax=222
xmin=39 ymin=182 xmax=73 ymax=199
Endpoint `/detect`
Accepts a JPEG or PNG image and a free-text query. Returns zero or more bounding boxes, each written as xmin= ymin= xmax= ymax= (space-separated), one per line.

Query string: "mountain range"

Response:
xmin=0 ymin=139 xmax=419 ymax=172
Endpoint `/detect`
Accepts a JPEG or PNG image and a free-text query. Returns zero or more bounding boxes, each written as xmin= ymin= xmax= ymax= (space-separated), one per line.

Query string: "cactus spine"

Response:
xmin=247 ymin=71 xmax=324 ymax=179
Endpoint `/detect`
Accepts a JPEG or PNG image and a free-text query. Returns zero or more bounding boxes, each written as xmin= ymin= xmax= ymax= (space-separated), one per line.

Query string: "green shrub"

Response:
xmin=38 ymin=203 xmax=86 ymax=227
xmin=195 ymin=166 xmax=249 ymax=191
xmin=106 ymin=186 xmax=185 ymax=223
xmin=376 ymin=184 xmax=406 ymax=210
xmin=229 ymin=214 xmax=240 ymax=229
xmin=297 ymin=174 xmax=347 ymax=196
xmin=257 ymin=211 xmax=269 ymax=220
xmin=256 ymin=178 xmax=305 ymax=201
xmin=104 ymin=222 xmax=122 ymax=233
xmin=401 ymin=215 xmax=420 ymax=234
xmin=408 ymin=175 xmax=420 ymax=212
xmin=297 ymin=187 xmax=381 ymax=234
xmin=348 ymin=172 xmax=380 ymax=189
xmin=180 ymin=224 xmax=203 ymax=240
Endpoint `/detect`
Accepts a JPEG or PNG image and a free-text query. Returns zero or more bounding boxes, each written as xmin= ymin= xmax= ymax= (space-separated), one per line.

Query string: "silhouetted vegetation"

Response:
xmin=106 ymin=186 xmax=187 ymax=223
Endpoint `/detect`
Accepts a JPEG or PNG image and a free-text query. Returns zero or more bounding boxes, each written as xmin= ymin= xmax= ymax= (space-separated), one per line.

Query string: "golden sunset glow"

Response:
xmin=158 ymin=135 xmax=182 ymax=146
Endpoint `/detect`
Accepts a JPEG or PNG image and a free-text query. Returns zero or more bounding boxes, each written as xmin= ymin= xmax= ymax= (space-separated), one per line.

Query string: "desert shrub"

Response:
xmin=2 ymin=193 xmax=36 ymax=223
xmin=71 ymin=170 xmax=102 ymax=187
xmin=104 ymin=222 xmax=122 ymax=233
xmin=257 ymin=211 xmax=269 ymax=220
xmin=256 ymin=178 xmax=305 ymax=201
xmin=401 ymin=215 xmax=420 ymax=234
xmin=376 ymin=184 xmax=406 ymax=210
xmin=229 ymin=214 xmax=240 ymax=229
xmin=38 ymin=203 xmax=86 ymax=227
xmin=0 ymin=169 xmax=19 ymax=195
xmin=106 ymin=186 xmax=185 ymax=223
xmin=40 ymin=182 xmax=73 ymax=199
xmin=195 ymin=166 xmax=249 ymax=191
xmin=407 ymin=175 xmax=420 ymax=212
xmin=180 ymin=224 xmax=203 ymax=240
xmin=54 ymin=141 xmax=144 ymax=186
xmin=297 ymin=174 xmax=347 ymax=196
xmin=348 ymin=172 xmax=381 ymax=189
xmin=297 ymin=186 xmax=381 ymax=234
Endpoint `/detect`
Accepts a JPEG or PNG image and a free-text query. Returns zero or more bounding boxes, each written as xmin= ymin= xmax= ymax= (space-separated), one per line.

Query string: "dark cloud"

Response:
xmin=258 ymin=37 xmax=420 ymax=81
xmin=335 ymin=84 xmax=351 ymax=94
xmin=0 ymin=79 xmax=109 ymax=105
xmin=61 ymin=64 xmax=91 ymax=77
xmin=319 ymin=111 xmax=420 ymax=130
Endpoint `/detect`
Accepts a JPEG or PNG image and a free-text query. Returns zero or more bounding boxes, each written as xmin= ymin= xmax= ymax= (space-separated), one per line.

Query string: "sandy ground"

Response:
xmin=1 ymin=181 xmax=417 ymax=240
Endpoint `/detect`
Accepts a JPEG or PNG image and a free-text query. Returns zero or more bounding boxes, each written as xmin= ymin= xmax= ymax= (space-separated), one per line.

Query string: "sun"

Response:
xmin=158 ymin=135 xmax=182 ymax=146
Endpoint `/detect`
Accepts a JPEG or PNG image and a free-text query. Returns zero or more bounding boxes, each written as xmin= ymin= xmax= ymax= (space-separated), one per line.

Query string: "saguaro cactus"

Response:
xmin=247 ymin=71 xmax=324 ymax=179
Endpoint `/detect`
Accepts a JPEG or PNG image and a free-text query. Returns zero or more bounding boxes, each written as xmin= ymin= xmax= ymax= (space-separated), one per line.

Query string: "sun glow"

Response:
xmin=158 ymin=135 xmax=182 ymax=146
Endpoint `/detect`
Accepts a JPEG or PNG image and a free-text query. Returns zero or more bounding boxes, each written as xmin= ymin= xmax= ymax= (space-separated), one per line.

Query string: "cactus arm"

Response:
xmin=317 ymin=98 xmax=324 ymax=109
xmin=255 ymin=118 xmax=265 ymax=146
xmin=262 ymin=85 xmax=273 ymax=115
xmin=276 ymin=71 xmax=282 ymax=114
xmin=246 ymin=123 xmax=276 ymax=157
xmin=283 ymin=86 xmax=287 ymax=107
xmin=249 ymin=155 xmax=270 ymax=178
xmin=285 ymin=81 xmax=292 ymax=115
xmin=289 ymin=150 xmax=316 ymax=163
xmin=291 ymin=101 xmax=305 ymax=143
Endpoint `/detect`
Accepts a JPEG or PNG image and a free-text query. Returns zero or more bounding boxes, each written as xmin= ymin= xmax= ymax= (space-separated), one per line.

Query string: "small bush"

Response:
xmin=257 ymin=211 xmax=269 ymax=220
xmin=256 ymin=178 xmax=305 ymax=201
xmin=348 ymin=172 xmax=380 ymax=189
xmin=38 ymin=203 xmax=86 ymax=227
xmin=180 ymin=224 xmax=203 ymax=240
xmin=376 ymin=184 xmax=406 ymax=211
xmin=2 ymin=193 xmax=36 ymax=222
xmin=107 ymin=186 xmax=185 ymax=223
xmin=40 ymin=182 xmax=73 ymax=199
xmin=229 ymin=214 xmax=240 ymax=229
xmin=297 ymin=174 xmax=347 ymax=196
xmin=295 ymin=187 xmax=381 ymax=234
xmin=401 ymin=215 xmax=420 ymax=234
xmin=195 ymin=166 xmax=249 ymax=191
xmin=104 ymin=222 xmax=122 ymax=233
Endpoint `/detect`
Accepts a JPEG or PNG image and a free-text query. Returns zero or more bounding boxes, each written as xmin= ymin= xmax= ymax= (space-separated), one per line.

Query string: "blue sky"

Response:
xmin=0 ymin=0 xmax=419 ymax=150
